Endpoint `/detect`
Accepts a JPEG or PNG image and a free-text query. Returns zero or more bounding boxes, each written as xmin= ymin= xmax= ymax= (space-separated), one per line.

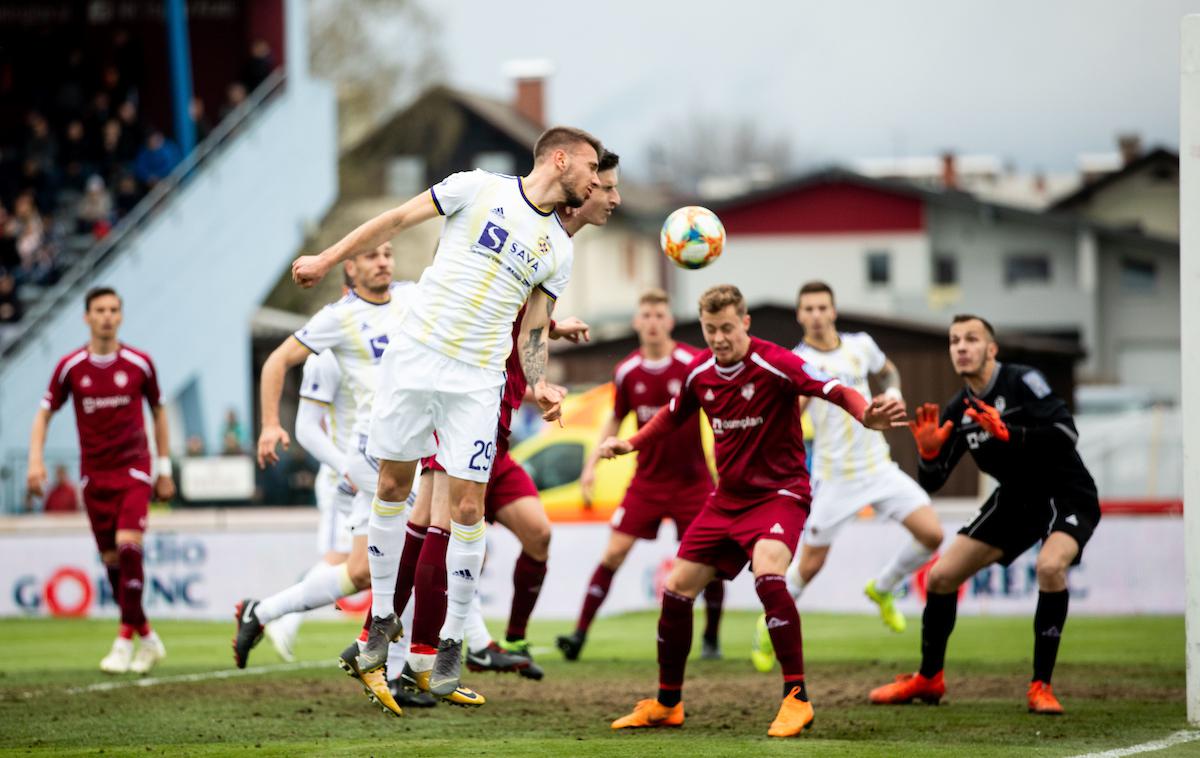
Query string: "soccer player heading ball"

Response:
xmin=869 ymin=314 xmax=1100 ymax=715
xmin=600 ymin=284 xmax=905 ymax=738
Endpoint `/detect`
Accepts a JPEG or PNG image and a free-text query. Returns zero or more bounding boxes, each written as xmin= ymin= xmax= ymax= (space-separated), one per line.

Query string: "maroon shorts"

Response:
xmin=81 ymin=468 xmax=152 ymax=553
xmin=611 ymin=477 xmax=714 ymax=541
xmin=419 ymin=452 xmax=537 ymax=523
xmin=676 ymin=490 xmax=809 ymax=580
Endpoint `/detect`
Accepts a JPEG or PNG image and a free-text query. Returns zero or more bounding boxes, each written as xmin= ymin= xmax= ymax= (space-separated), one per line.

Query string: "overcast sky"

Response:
xmin=430 ymin=0 xmax=1199 ymax=177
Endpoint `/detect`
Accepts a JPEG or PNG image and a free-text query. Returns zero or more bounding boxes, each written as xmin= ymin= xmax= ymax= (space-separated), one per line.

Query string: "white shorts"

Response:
xmin=344 ymin=434 xmax=379 ymax=535
xmin=803 ymin=463 xmax=929 ymax=548
xmin=315 ymin=470 xmax=353 ymax=555
xmin=368 ymin=332 xmax=505 ymax=483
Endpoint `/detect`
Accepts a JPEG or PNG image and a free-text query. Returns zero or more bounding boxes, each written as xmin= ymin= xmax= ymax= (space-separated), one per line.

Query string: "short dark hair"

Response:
xmin=699 ymin=284 xmax=747 ymax=317
xmin=598 ymin=149 xmax=620 ymax=173
xmin=952 ymin=313 xmax=996 ymax=338
xmin=84 ymin=286 xmax=120 ymax=311
xmin=797 ymin=280 xmax=835 ymax=308
xmin=533 ymin=126 xmax=603 ymax=163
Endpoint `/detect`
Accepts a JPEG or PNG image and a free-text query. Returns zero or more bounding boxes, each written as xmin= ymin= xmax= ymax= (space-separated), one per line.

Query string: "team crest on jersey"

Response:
xmin=537 ymin=235 xmax=550 ymax=256
xmin=668 ymin=379 xmax=682 ymax=396
xmin=741 ymin=382 xmax=755 ymax=400
xmin=80 ymin=375 xmax=92 ymax=388
xmin=994 ymin=396 xmax=1006 ymax=413
xmin=114 ymin=370 xmax=128 ymax=388
xmin=704 ymin=389 xmax=716 ymax=402
xmin=634 ymin=381 xmax=646 ymax=395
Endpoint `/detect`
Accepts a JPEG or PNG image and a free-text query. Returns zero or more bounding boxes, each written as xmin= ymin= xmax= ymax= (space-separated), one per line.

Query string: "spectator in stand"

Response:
xmin=0 ymin=270 xmax=21 ymax=323
xmin=9 ymin=192 xmax=44 ymax=269
xmin=43 ymin=465 xmax=79 ymax=513
xmin=115 ymin=101 xmax=143 ymax=163
xmin=190 ymin=96 xmax=213 ymax=143
xmin=0 ymin=204 xmax=18 ymax=272
xmin=133 ymin=129 xmax=182 ymax=187
xmin=220 ymin=82 xmax=248 ymax=122
xmin=242 ymin=39 xmax=275 ymax=92
xmin=59 ymin=119 xmax=90 ymax=194
xmin=85 ymin=92 xmax=113 ymax=154
xmin=24 ymin=112 xmax=57 ymax=176
xmin=77 ymin=175 xmax=113 ymax=236
xmin=114 ymin=172 xmax=142 ymax=217
xmin=97 ymin=120 xmax=124 ymax=184
xmin=19 ymin=157 xmax=55 ymax=216
xmin=185 ymin=435 xmax=206 ymax=457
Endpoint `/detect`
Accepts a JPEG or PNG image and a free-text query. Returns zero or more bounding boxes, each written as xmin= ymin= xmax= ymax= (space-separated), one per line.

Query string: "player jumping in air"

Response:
xmin=28 ymin=287 xmax=174 ymax=675
xmin=601 ymin=285 xmax=904 ymax=737
xmin=291 ymin=126 xmax=601 ymax=701
xmin=751 ymin=281 xmax=943 ymax=671
xmin=557 ymin=286 xmax=724 ymax=663
xmin=869 ymin=314 xmax=1100 ymax=715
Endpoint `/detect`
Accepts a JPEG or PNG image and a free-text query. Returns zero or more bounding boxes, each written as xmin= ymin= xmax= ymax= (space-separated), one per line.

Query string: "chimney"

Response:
xmin=940 ymin=151 xmax=958 ymax=190
xmin=1117 ymin=133 xmax=1142 ymax=166
xmin=503 ymin=59 xmax=555 ymax=129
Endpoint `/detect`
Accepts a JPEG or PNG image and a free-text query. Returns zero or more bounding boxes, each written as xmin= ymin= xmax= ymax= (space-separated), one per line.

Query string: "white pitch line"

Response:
xmin=1066 ymin=730 xmax=1200 ymax=758
xmin=51 ymin=660 xmax=333 ymax=696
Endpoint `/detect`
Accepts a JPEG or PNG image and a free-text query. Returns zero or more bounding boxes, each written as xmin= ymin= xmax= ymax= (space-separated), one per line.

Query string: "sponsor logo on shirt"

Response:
xmin=476 ymin=221 xmax=510 ymax=252
xmin=81 ymin=395 xmax=132 ymax=415
xmin=711 ymin=415 xmax=764 ymax=435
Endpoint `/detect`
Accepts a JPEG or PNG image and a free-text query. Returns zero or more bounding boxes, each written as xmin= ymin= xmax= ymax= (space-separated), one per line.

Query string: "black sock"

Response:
xmin=919 ymin=591 xmax=958 ymax=678
xmin=657 ymin=687 xmax=682 ymax=707
xmin=783 ymin=680 xmax=808 ymax=701
xmin=1032 ymin=590 xmax=1069 ymax=683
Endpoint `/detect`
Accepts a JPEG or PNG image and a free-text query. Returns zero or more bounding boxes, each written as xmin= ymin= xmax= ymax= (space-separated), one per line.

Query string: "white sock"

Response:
xmin=439 ymin=519 xmax=486 ymax=642
xmin=463 ymin=594 xmax=493 ymax=652
xmin=875 ymin=540 xmax=935 ymax=594
xmin=256 ymin=561 xmax=356 ymax=624
xmin=368 ymin=496 xmax=410 ymax=618
xmin=785 ymin=558 xmax=806 ymax=600
xmin=269 ymin=607 xmax=304 ymax=641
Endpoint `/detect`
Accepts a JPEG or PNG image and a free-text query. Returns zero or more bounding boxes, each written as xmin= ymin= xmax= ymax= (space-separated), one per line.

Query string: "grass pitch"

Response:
xmin=0 ymin=612 xmax=1191 ymax=756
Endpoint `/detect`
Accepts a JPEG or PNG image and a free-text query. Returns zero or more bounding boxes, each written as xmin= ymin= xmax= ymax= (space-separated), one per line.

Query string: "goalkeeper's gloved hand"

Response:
xmin=963 ymin=396 xmax=1010 ymax=442
xmin=908 ymin=403 xmax=954 ymax=460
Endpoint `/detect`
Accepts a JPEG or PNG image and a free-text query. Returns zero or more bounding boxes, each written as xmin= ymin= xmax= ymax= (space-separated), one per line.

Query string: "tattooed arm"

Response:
xmin=518 ymin=288 xmax=565 ymax=422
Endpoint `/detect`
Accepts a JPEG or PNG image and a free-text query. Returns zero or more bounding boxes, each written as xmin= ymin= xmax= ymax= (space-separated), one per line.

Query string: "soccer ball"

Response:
xmin=660 ymin=206 xmax=725 ymax=269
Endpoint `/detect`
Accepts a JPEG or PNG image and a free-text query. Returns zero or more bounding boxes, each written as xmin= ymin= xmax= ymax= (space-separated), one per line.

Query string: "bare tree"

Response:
xmin=648 ymin=117 xmax=793 ymax=197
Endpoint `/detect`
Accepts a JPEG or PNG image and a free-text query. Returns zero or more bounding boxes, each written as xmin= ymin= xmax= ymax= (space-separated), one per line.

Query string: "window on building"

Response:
xmin=1120 ymin=257 xmax=1157 ymax=293
xmin=386 ymin=156 xmax=425 ymax=198
xmin=866 ymin=251 xmax=890 ymax=286
xmin=1004 ymin=254 xmax=1051 ymax=286
xmin=933 ymin=253 xmax=958 ymax=286
xmin=474 ymin=151 xmax=515 ymax=175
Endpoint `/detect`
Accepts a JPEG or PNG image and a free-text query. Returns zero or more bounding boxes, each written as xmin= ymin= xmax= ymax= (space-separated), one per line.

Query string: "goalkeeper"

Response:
xmin=868 ymin=314 xmax=1100 ymax=716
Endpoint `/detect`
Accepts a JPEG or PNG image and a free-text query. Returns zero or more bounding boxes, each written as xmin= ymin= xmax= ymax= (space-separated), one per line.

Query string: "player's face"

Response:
xmin=700 ymin=306 xmax=751 ymax=365
xmin=575 ymin=168 xmax=621 ymax=226
xmin=348 ymin=242 xmax=394 ymax=295
xmin=84 ymin=294 xmax=122 ymax=340
xmin=949 ymin=320 xmax=997 ymax=378
xmin=797 ymin=292 xmax=836 ymax=337
xmin=633 ymin=301 xmax=673 ymax=347
xmin=559 ymin=143 xmax=600 ymax=208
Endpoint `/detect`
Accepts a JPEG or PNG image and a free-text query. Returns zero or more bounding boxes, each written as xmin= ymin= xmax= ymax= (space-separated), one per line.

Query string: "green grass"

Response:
xmin=0 ymin=612 xmax=1192 ymax=756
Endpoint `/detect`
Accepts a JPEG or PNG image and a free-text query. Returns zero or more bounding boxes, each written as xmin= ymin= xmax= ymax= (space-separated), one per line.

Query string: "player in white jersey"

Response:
xmin=234 ymin=243 xmax=415 ymax=717
xmin=751 ymin=281 xmax=945 ymax=671
xmin=290 ymin=126 xmax=602 ymax=697
xmin=261 ymin=347 xmax=353 ymax=662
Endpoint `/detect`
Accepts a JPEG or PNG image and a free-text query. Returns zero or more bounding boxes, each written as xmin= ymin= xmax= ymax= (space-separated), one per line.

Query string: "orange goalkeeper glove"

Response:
xmin=908 ymin=403 xmax=954 ymax=460
xmin=963 ymin=396 xmax=1010 ymax=442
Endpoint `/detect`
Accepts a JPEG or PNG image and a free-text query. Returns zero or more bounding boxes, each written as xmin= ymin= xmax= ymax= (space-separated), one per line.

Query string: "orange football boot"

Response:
xmin=767 ymin=687 xmax=815 ymax=737
xmin=869 ymin=671 xmax=945 ymax=704
xmin=611 ymin=698 xmax=685 ymax=730
xmin=1027 ymin=680 xmax=1064 ymax=715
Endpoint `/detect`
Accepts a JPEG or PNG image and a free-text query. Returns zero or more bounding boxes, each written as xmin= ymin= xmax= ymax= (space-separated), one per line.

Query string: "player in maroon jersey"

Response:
xmin=602 ymin=285 xmax=904 ymax=738
xmin=27 ymin=287 xmax=175 ymax=675
xmin=556 ymin=287 xmax=724 ymax=663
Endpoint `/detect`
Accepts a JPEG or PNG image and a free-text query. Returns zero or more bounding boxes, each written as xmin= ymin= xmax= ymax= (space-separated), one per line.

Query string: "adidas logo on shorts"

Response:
xmin=1065 ymin=514 xmax=1079 ymax=526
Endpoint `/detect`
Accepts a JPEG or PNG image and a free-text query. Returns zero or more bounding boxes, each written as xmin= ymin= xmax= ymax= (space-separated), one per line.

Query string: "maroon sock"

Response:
xmin=393 ymin=523 xmax=427 ymax=616
xmin=657 ymin=589 xmax=695 ymax=695
xmin=576 ymin=564 xmax=615 ymax=634
xmin=411 ymin=526 xmax=449 ymax=649
xmin=756 ymin=574 xmax=804 ymax=684
xmin=506 ymin=552 xmax=547 ymax=641
xmin=105 ymin=564 xmax=121 ymax=606
xmin=360 ymin=607 xmax=372 ymax=634
xmin=702 ymin=580 xmax=724 ymax=642
xmin=116 ymin=543 xmax=147 ymax=630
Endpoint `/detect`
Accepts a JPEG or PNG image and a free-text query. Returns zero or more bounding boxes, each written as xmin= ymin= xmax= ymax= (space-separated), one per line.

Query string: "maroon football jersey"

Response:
xmin=42 ymin=345 xmax=161 ymax=476
xmin=613 ymin=342 xmax=710 ymax=484
xmin=667 ymin=336 xmax=858 ymax=505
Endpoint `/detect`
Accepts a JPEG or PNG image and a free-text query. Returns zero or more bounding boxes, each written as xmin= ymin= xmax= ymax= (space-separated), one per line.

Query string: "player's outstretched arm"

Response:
xmin=257 ymin=337 xmax=312 ymax=467
xmin=581 ymin=417 xmax=621 ymax=505
xmin=151 ymin=406 xmax=175 ymax=501
xmin=911 ymin=402 xmax=963 ymax=493
xmin=291 ymin=192 xmax=441 ymax=288
xmin=518 ymin=288 xmax=565 ymax=423
xmin=549 ymin=316 xmax=591 ymax=344
xmin=294 ymin=399 xmax=345 ymax=474
xmin=26 ymin=408 xmax=52 ymax=497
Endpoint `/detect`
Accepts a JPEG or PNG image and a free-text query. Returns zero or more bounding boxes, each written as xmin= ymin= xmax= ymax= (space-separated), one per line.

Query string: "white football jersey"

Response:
xmin=294 ymin=282 xmax=413 ymax=437
xmin=796 ymin=332 xmax=893 ymax=481
xmin=299 ymin=349 xmax=356 ymax=487
xmin=402 ymin=170 xmax=574 ymax=371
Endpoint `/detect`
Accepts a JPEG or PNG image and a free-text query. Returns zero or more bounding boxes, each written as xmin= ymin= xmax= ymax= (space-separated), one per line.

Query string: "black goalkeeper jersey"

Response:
xmin=918 ymin=362 xmax=1097 ymax=499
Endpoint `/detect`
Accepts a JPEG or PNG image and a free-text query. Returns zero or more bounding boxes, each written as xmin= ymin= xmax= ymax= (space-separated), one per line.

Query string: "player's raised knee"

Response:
xmin=925 ymin=564 xmax=962 ymax=595
xmin=1035 ymin=557 xmax=1068 ymax=591
xmin=918 ymin=527 xmax=945 ymax=552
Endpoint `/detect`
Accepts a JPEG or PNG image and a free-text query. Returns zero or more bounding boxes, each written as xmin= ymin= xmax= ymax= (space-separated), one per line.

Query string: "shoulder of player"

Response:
xmin=613 ymin=350 xmax=643 ymax=387
xmin=672 ymin=343 xmax=702 ymax=365
xmin=116 ymin=344 xmax=156 ymax=376
xmin=748 ymin=337 xmax=804 ymax=376
xmin=683 ymin=350 xmax=717 ymax=387
xmin=54 ymin=346 xmax=90 ymax=381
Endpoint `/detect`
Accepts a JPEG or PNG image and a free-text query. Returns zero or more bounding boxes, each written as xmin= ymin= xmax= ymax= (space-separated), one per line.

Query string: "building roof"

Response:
xmin=1050 ymin=147 xmax=1178 ymax=210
